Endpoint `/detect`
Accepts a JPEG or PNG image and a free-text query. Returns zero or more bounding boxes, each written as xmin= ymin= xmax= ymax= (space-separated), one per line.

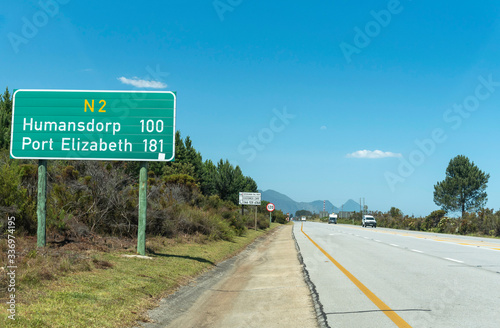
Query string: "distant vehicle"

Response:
xmin=301 ymin=216 xmax=307 ymax=221
xmin=362 ymin=215 xmax=376 ymax=228
xmin=328 ymin=213 xmax=337 ymax=224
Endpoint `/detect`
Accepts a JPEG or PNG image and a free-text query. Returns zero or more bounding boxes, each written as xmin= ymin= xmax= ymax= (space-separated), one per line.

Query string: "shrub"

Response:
xmin=222 ymin=211 xmax=247 ymax=236
xmin=422 ymin=210 xmax=446 ymax=231
xmin=0 ymin=153 xmax=36 ymax=233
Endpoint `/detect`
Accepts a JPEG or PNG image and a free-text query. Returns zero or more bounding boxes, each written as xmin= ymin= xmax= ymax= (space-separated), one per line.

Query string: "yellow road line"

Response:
xmin=301 ymin=223 xmax=412 ymax=328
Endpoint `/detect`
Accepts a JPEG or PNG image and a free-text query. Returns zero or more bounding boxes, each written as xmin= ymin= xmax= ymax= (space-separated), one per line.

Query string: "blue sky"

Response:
xmin=2 ymin=0 xmax=500 ymax=216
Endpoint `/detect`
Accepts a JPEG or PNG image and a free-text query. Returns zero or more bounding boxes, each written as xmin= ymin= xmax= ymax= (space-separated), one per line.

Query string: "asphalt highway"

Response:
xmin=293 ymin=222 xmax=500 ymax=328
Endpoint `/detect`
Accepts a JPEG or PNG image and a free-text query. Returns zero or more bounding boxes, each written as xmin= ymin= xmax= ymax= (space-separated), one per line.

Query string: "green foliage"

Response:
xmin=148 ymin=203 xmax=236 ymax=241
xmin=0 ymin=158 xmax=25 ymax=208
xmin=203 ymin=194 xmax=225 ymax=210
xmin=162 ymin=162 xmax=196 ymax=177
xmin=295 ymin=210 xmax=312 ymax=217
xmin=200 ymin=159 xmax=217 ymax=196
xmin=0 ymin=87 xmax=12 ymax=150
xmin=389 ymin=207 xmax=403 ymax=219
xmin=422 ymin=209 xmax=446 ymax=231
xmin=272 ymin=209 xmax=287 ymax=224
xmin=434 ymin=155 xmax=490 ymax=217
xmin=211 ymin=159 xmax=255 ymax=205
xmin=164 ymin=173 xmax=197 ymax=188
xmin=0 ymin=151 xmax=37 ymax=233
xmin=222 ymin=211 xmax=248 ymax=236
xmin=319 ymin=216 xmax=328 ymax=222
xmin=371 ymin=206 xmax=500 ymax=237
xmin=184 ymin=136 xmax=203 ymax=180
xmin=243 ymin=176 xmax=258 ymax=192
xmin=0 ymin=90 xmax=269 ymax=240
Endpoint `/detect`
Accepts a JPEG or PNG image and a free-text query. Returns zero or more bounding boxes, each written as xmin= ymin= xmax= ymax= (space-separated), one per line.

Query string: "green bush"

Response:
xmin=0 ymin=153 xmax=36 ymax=233
xmin=422 ymin=210 xmax=446 ymax=231
xmin=222 ymin=211 xmax=247 ymax=236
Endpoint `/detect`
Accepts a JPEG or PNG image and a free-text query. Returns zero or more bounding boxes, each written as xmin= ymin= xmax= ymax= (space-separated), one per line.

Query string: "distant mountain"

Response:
xmin=260 ymin=189 xmax=358 ymax=216
xmin=340 ymin=199 xmax=362 ymax=212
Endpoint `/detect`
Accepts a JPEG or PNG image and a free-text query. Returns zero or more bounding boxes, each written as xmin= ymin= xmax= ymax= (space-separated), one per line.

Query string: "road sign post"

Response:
xmin=255 ymin=206 xmax=257 ymax=231
xmin=11 ymin=90 xmax=176 ymax=253
xmin=238 ymin=192 xmax=261 ymax=206
xmin=137 ymin=162 xmax=148 ymax=256
xmin=37 ymin=160 xmax=47 ymax=247
xmin=239 ymin=192 xmax=261 ymax=230
xmin=266 ymin=203 xmax=275 ymax=226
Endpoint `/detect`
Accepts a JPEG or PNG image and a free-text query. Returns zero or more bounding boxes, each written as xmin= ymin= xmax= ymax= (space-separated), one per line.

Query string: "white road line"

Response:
xmin=390 ymin=244 xmax=399 ymax=247
xmin=411 ymin=249 xmax=423 ymax=253
xmin=444 ymin=258 xmax=464 ymax=263
xmin=375 ymin=240 xmax=381 ymax=242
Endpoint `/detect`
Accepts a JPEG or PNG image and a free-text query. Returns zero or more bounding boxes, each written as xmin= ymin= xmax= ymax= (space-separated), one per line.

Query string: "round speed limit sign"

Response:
xmin=266 ymin=203 xmax=275 ymax=212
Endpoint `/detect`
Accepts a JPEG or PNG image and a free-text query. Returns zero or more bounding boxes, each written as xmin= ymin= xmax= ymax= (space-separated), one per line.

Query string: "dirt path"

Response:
xmin=139 ymin=225 xmax=318 ymax=328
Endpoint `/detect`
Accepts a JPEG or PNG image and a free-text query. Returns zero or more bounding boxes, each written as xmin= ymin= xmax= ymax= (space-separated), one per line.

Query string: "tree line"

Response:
xmin=346 ymin=156 xmax=498 ymax=236
xmin=0 ymin=87 xmax=269 ymax=240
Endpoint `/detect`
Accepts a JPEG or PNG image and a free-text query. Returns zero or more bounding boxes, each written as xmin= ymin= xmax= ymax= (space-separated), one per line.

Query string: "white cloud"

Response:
xmin=346 ymin=150 xmax=402 ymax=159
xmin=117 ymin=76 xmax=167 ymax=89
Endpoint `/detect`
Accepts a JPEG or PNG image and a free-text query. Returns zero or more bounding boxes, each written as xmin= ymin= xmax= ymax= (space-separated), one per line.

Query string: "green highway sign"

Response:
xmin=10 ymin=89 xmax=176 ymax=161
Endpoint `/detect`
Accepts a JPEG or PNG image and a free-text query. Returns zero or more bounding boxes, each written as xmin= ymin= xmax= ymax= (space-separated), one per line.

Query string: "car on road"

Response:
xmin=362 ymin=215 xmax=376 ymax=228
xmin=301 ymin=216 xmax=307 ymax=221
xmin=328 ymin=213 xmax=337 ymax=224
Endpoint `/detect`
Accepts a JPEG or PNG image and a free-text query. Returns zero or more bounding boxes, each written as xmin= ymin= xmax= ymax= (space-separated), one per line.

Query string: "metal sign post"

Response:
xmin=239 ymin=192 xmax=261 ymax=230
xmin=37 ymin=160 xmax=47 ymax=247
xmin=266 ymin=203 xmax=275 ymax=226
xmin=238 ymin=192 xmax=261 ymax=206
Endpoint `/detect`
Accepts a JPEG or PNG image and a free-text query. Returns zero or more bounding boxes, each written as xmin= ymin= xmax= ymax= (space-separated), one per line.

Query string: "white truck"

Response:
xmin=328 ymin=213 xmax=337 ymax=224
xmin=301 ymin=216 xmax=307 ymax=221
xmin=362 ymin=215 xmax=377 ymax=228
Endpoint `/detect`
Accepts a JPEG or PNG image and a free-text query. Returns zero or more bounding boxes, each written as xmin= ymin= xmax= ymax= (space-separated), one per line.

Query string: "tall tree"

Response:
xmin=214 ymin=160 xmax=246 ymax=204
xmin=154 ymin=131 xmax=188 ymax=177
xmin=200 ymin=159 xmax=217 ymax=196
xmin=0 ymin=87 xmax=12 ymax=150
xmin=184 ymin=136 xmax=203 ymax=180
xmin=295 ymin=210 xmax=312 ymax=217
xmin=174 ymin=131 xmax=186 ymax=163
xmin=243 ymin=176 xmax=258 ymax=192
xmin=389 ymin=207 xmax=402 ymax=219
xmin=433 ymin=155 xmax=489 ymax=217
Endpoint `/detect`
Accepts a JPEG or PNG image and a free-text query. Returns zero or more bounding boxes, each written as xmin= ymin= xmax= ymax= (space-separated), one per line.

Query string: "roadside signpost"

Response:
xmin=239 ymin=192 xmax=261 ymax=231
xmin=266 ymin=202 xmax=275 ymax=225
xmin=10 ymin=89 xmax=176 ymax=255
xmin=239 ymin=192 xmax=261 ymax=205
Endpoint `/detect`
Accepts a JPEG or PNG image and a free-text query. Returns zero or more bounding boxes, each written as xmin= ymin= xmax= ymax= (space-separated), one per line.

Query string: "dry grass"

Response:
xmin=0 ymin=224 xmax=279 ymax=327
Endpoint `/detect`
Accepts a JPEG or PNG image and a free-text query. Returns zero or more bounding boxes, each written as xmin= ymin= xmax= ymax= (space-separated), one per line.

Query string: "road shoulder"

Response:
xmin=137 ymin=224 xmax=318 ymax=328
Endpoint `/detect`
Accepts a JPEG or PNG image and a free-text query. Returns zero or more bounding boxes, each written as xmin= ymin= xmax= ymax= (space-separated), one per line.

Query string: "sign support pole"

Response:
xmin=266 ymin=203 xmax=275 ymax=227
xmin=37 ymin=160 xmax=47 ymax=247
xmin=255 ymin=206 xmax=257 ymax=231
xmin=137 ymin=162 xmax=148 ymax=255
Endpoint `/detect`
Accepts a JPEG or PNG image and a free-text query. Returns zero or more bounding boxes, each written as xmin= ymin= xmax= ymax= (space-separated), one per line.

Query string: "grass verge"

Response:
xmin=0 ymin=223 xmax=280 ymax=327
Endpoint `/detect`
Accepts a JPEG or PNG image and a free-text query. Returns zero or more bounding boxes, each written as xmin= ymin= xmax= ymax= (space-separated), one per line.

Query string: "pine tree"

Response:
xmin=0 ymin=87 xmax=12 ymax=150
xmin=433 ymin=155 xmax=489 ymax=217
